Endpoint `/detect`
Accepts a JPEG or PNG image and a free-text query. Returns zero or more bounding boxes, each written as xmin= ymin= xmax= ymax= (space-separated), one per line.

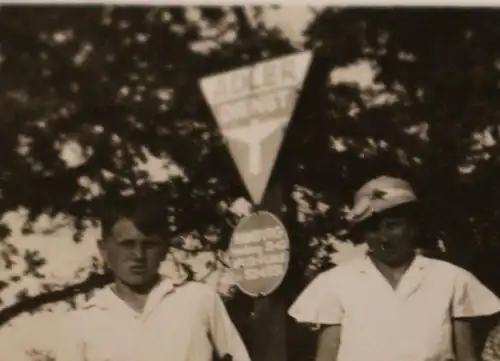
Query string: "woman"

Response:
xmin=289 ymin=176 xmax=500 ymax=361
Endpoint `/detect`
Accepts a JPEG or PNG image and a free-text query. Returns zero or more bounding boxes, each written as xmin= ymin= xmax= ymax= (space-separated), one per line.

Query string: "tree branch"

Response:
xmin=0 ymin=271 xmax=111 ymax=327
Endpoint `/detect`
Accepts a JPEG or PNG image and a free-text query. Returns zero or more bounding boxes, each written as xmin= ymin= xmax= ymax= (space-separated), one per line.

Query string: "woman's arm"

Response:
xmin=315 ymin=325 xmax=341 ymax=361
xmin=454 ymin=319 xmax=478 ymax=361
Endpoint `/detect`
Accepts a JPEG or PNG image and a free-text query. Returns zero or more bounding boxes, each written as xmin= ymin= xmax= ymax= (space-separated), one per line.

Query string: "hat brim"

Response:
xmin=345 ymin=200 xmax=421 ymax=236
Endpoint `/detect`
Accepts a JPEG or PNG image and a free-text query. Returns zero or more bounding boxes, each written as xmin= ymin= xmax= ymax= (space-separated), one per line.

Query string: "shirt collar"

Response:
xmin=357 ymin=252 xmax=429 ymax=274
xmin=358 ymin=253 xmax=430 ymax=298
xmin=84 ymin=277 xmax=177 ymax=310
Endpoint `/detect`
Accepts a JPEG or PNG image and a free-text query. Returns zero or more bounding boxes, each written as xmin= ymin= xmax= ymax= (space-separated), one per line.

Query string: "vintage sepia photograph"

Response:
xmin=2 ymin=4 xmax=500 ymax=361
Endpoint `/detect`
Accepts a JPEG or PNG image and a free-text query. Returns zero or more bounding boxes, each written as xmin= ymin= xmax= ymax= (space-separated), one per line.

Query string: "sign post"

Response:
xmin=200 ymin=50 xmax=313 ymax=361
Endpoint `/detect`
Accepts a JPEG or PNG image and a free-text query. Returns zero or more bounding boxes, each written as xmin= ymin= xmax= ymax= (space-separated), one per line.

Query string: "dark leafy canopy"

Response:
xmin=0 ymin=5 xmax=299 ymax=324
xmin=2 ymin=6 xmax=500 ymax=325
xmin=0 ymin=6 xmax=293 ymax=238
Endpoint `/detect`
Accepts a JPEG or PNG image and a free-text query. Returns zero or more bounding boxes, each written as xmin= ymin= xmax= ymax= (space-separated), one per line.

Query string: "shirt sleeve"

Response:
xmin=0 ymin=323 xmax=29 ymax=361
xmin=483 ymin=321 xmax=500 ymax=361
xmin=52 ymin=313 xmax=86 ymax=361
xmin=452 ymin=267 xmax=500 ymax=319
xmin=207 ymin=290 xmax=251 ymax=361
xmin=288 ymin=270 xmax=344 ymax=326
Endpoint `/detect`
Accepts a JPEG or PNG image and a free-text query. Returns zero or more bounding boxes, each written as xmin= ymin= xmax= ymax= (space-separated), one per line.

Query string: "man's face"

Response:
xmin=361 ymin=213 xmax=417 ymax=266
xmin=99 ymin=217 xmax=167 ymax=287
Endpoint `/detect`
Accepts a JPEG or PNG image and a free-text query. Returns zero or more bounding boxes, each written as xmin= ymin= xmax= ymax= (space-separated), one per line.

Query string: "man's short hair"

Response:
xmin=99 ymin=192 xmax=169 ymax=241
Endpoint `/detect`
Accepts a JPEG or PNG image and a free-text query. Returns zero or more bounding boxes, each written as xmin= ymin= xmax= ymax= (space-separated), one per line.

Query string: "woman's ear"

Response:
xmin=410 ymin=220 xmax=420 ymax=238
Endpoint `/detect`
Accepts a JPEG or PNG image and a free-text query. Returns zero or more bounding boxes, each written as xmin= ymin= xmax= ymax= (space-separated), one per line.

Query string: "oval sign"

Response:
xmin=228 ymin=211 xmax=290 ymax=297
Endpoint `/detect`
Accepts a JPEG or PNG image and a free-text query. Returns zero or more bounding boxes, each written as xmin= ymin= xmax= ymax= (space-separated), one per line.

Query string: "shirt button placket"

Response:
xmin=138 ymin=314 xmax=150 ymax=360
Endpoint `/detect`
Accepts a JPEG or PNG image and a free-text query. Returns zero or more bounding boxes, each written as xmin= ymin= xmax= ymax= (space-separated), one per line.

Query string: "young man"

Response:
xmin=55 ymin=202 xmax=251 ymax=361
xmin=289 ymin=176 xmax=500 ymax=361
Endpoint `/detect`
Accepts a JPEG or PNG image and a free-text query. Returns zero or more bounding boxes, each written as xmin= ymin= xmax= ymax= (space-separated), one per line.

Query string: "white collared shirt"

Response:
xmin=289 ymin=255 xmax=500 ymax=361
xmin=54 ymin=279 xmax=251 ymax=361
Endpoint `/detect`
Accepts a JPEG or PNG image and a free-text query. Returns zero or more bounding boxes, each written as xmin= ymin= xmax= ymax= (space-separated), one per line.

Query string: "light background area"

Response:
xmin=0 ymin=6 xmax=372 ymax=359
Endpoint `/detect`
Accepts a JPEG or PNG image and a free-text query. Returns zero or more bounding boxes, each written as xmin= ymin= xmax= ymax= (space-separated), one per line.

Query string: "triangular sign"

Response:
xmin=199 ymin=51 xmax=313 ymax=204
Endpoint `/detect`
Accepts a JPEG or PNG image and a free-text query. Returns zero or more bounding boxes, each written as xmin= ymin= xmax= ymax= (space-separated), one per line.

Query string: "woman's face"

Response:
xmin=361 ymin=213 xmax=417 ymax=266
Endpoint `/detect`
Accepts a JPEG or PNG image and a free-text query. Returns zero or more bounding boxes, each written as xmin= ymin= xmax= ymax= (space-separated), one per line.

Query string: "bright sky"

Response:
xmin=0 ymin=7 xmax=373 ymax=360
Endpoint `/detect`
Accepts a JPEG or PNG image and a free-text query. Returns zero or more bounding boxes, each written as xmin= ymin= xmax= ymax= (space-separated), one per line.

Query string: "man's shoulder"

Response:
xmin=168 ymin=281 xmax=224 ymax=316
xmin=173 ymin=280 xmax=219 ymax=298
xmin=56 ymin=308 xmax=90 ymax=334
xmin=57 ymin=288 xmax=112 ymax=325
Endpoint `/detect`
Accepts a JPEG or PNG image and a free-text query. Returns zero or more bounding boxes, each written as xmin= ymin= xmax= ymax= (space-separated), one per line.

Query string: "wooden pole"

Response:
xmin=248 ymin=52 xmax=329 ymax=361
xmin=227 ymin=9 xmax=330 ymax=361
xmin=228 ymin=8 xmax=289 ymax=361
xmin=249 ymin=180 xmax=287 ymax=361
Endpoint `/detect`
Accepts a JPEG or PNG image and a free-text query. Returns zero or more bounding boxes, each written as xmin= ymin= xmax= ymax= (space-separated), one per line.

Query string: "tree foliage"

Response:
xmin=0 ymin=5 xmax=298 ymax=327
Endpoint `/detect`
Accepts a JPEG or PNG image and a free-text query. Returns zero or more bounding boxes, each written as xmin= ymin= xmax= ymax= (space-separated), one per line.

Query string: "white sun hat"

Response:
xmin=345 ymin=176 xmax=417 ymax=224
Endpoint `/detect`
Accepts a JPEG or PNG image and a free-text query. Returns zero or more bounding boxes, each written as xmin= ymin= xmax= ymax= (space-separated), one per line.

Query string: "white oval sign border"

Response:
xmin=228 ymin=210 xmax=290 ymax=298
